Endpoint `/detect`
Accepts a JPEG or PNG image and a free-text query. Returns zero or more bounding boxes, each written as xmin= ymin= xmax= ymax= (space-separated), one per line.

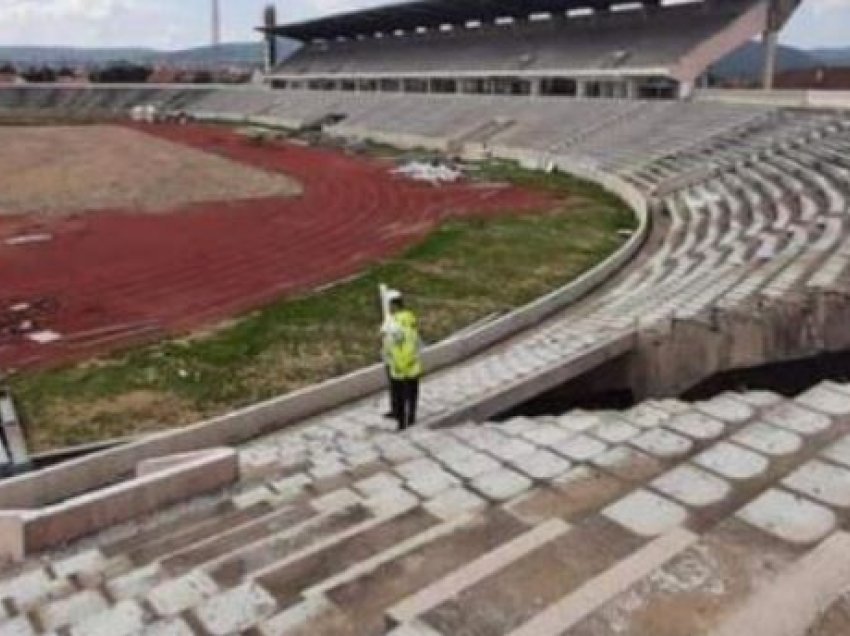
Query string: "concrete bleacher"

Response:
xmin=0 ymin=85 xmax=774 ymax=170
xmin=186 ymin=89 xmax=281 ymax=120
xmin=0 ymin=84 xmax=850 ymax=632
xmin=5 ymin=383 xmax=850 ymax=634
xmin=0 ymin=86 xmax=211 ymax=119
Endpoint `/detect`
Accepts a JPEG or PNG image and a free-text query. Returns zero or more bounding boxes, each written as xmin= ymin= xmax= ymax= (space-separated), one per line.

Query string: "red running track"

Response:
xmin=0 ymin=124 xmax=552 ymax=370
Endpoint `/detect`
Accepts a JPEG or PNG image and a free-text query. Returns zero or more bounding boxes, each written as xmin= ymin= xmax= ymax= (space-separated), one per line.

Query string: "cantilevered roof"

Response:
xmin=267 ymin=0 xmax=749 ymax=41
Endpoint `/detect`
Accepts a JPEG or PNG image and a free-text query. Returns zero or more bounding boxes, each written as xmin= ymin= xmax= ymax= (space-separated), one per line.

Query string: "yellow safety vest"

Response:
xmin=388 ymin=310 xmax=423 ymax=380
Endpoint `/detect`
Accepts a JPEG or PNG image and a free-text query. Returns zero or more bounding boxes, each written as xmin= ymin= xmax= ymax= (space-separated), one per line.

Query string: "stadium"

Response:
xmin=0 ymin=0 xmax=849 ymax=633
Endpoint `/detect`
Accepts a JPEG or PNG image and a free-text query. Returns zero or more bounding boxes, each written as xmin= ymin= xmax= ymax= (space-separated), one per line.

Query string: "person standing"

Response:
xmin=387 ymin=296 xmax=422 ymax=431
xmin=380 ymin=287 xmax=403 ymax=420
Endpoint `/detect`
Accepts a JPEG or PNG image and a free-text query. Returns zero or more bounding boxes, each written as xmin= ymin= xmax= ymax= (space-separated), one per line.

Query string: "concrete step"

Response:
xmin=100 ymin=499 xmax=244 ymax=558
xmin=552 ymin=513 xmax=807 ymax=635
xmin=386 ymin=517 xmax=568 ymax=630
xmin=254 ymin=507 xmax=440 ymax=610
xmin=411 ymin=516 xmax=646 ymax=635
xmin=507 ymin=527 xmax=698 ymax=636
xmin=206 ymin=503 xmax=375 ymax=588
xmin=712 ymin=531 xmax=850 ymax=636
xmin=267 ymin=508 xmax=530 ymax=635
xmin=159 ymin=499 xmax=316 ymax=574
xmin=123 ymin=502 xmax=275 ymax=566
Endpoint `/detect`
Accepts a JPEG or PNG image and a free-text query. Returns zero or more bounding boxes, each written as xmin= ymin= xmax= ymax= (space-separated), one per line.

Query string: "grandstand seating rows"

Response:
xmin=185 ymin=89 xmax=776 ymax=175
xmin=0 ymin=86 xmax=212 ymax=118
xmin=0 ymin=87 xmax=775 ymax=175
xmin=1 ymin=85 xmax=850 ymax=634
xmin=276 ymin=1 xmax=754 ymax=79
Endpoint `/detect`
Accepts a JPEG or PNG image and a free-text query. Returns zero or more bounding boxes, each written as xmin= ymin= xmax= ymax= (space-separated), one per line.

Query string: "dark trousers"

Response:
xmin=385 ymin=366 xmax=397 ymax=417
xmin=391 ymin=377 xmax=420 ymax=430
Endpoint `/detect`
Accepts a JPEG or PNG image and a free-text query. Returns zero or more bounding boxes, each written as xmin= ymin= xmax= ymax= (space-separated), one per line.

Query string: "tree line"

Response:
xmin=1 ymin=62 xmax=240 ymax=84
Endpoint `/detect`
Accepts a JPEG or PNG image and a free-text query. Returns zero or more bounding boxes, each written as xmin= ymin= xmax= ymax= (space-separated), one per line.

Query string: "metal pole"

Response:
xmin=212 ymin=0 xmax=221 ymax=52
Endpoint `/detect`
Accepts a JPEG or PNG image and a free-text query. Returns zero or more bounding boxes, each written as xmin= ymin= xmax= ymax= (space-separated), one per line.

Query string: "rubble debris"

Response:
xmin=392 ymin=160 xmax=464 ymax=185
xmin=27 ymin=330 xmax=62 ymax=345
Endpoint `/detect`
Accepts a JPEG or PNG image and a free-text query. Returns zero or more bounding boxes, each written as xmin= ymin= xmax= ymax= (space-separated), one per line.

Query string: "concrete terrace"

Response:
xmin=0 ymin=86 xmax=848 ymax=634
xmin=5 ymin=385 xmax=850 ymax=634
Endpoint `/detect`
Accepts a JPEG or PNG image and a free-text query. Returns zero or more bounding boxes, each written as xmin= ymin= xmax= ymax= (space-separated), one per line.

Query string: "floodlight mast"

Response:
xmin=212 ymin=0 xmax=222 ymax=60
xmin=264 ymin=4 xmax=279 ymax=74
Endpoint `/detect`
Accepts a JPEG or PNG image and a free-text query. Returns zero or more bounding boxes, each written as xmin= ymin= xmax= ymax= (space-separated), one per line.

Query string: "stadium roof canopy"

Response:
xmin=268 ymin=0 xmax=740 ymax=41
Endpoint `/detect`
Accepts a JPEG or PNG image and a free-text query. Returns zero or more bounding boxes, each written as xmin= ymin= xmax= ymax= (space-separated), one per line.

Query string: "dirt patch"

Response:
xmin=0 ymin=125 xmax=301 ymax=216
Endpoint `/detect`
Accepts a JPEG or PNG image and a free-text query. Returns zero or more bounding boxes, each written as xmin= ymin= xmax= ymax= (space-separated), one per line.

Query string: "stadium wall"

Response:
xmin=695 ymin=88 xmax=850 ymax=109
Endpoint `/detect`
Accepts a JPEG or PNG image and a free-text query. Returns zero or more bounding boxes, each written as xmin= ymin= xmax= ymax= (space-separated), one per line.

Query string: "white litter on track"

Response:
xmin=392 ymin=161 xmax=463 ymax=185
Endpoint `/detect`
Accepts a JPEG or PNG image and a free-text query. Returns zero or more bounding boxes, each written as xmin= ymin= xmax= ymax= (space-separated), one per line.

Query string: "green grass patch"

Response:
xmin=11 ymin=161 xmax=636 ymax=451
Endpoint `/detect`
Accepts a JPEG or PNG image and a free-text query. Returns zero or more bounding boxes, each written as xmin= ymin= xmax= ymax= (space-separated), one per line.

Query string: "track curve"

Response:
xmin=0 ymin=124 xmax=551 ymax=370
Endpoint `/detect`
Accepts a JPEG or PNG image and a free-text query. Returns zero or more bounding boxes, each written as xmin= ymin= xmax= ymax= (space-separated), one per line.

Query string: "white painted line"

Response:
xmin=506 ymin=527 xmax=698 ymax=636
xmin=388 ymin=518 xmax=571 ymax=626
xmin=5 ymin=233 xmax=52 ymax=246
xmin=711 ymin=531 xmax=850 ymax=636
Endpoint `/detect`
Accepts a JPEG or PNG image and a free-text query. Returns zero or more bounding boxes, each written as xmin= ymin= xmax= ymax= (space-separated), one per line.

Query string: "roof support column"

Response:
xmin=575 ymin=79 xmax=588 ymax=98
xmin=761 ymin=26 xmax=778 ymax=90
xmin=530 ymin=78 xmax=542 ymax=98
xmin=263 ymin=5 xmax=278 ymax=74
xmin=762 ymin=0 xmax=789 ymax=91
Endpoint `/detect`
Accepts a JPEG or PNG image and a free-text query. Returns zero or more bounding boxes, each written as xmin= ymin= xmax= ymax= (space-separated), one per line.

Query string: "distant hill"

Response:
xmin=809 ymin=47 xmax=850 ymax=67
xmin=711 ymin=41 xmax=818 ymax=81
xmin=0 ymin=40 xmax=300 ymax=68
xmin=157 ymin=41 xmax=300 ymax=66
xmin=0 ymin=47 xmax=153 ymax=66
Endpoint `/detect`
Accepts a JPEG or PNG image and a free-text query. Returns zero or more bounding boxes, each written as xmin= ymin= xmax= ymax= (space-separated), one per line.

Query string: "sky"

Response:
xmin=0 ymin=0 xmax=847 ymax=51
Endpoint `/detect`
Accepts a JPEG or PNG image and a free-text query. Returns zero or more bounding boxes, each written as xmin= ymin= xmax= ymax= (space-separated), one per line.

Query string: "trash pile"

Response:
xmin=392 ymin=160 xmax=463 ymax=186
xmin=0 ymin=298 xmax=60 ymax=346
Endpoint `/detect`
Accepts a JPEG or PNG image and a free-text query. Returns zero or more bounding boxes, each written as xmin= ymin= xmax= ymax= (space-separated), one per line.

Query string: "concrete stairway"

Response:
xmin=4 ymin=382 xmax=850 ymax=634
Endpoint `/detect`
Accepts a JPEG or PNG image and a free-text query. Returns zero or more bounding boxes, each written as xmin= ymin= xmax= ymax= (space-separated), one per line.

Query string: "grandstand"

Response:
xmin=4 ymin=0 xmax=850 ymax=633
xmin=265 ymin=0 xmax=802 ymax=97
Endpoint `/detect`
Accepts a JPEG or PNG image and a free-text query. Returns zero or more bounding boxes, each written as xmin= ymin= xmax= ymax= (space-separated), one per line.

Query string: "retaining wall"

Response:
xmin=0 ymin=449 xmax=237 ymax=561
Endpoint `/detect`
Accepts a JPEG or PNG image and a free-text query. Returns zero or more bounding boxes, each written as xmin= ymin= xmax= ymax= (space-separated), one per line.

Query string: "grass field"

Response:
xmin=11 ymin=161 xmax=635 ymax=451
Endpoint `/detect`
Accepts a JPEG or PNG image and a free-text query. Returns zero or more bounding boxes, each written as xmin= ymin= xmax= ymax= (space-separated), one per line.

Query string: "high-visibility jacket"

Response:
xmin=381 ymin=314 xmax=399 ymax=365
xmin=388 ymin=309 xmax=423 ymax=380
